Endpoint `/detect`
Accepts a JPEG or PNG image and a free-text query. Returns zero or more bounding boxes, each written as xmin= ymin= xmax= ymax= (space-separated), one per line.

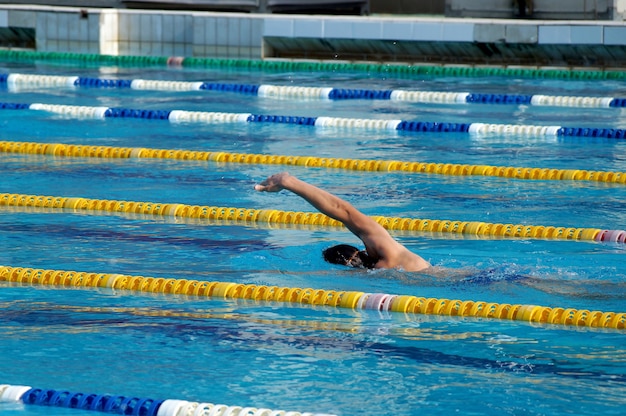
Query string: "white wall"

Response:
xmin=1 ymin=4 xmax=625 ymax=65
xmin=613 ymin=0 xmax=626 ymax=19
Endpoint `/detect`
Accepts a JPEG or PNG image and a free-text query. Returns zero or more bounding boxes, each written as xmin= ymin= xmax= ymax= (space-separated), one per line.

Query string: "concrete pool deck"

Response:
xmin=0 ymin=4 xmax=626 ymax=69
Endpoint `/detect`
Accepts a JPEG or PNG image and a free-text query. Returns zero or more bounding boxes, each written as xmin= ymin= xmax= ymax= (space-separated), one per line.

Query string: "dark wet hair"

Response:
xmin=323 ymin=244 xmax=359 ymax=265
xmin=322 ymin=244 xmax=377 ymax=269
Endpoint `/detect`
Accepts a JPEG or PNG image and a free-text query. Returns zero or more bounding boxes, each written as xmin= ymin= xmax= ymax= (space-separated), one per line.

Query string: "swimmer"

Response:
xmin=254 ymin=172 xmax=431 ymax=272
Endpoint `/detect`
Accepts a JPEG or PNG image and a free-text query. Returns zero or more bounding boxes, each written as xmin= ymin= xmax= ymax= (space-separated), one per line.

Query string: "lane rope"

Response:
xmin=1 ymin=140 xmax=625 ymax=185
xmin=2 ymin=72 xmax=624 ymax=109
xmin=1 ymin=50 xmax=626 ymax=81
xmin=1 ymin=101 xmax=626 ymax=139
xmin=0 ymin=383 xmax=334 ymax=416
xmin=1 ymin=192 xmax=624 ymax=243
xmin=1 ymin=266 xmax=624 ymax=329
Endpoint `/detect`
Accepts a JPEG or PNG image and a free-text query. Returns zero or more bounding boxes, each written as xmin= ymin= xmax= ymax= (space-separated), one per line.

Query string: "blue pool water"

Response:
xmin=0 ymin=61 xmax=625 ymax=415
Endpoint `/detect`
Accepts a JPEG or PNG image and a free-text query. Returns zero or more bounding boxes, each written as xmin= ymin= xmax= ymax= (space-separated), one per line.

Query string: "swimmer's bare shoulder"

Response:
xmin=383 ymin=245 xmax=431 ymax=272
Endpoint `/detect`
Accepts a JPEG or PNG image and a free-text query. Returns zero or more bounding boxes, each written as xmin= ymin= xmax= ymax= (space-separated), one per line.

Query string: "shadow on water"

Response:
xmin=1 ymin=300 xmax=624 ymax=386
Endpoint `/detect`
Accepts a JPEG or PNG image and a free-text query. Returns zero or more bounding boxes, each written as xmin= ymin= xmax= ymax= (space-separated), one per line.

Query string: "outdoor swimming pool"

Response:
xmin=0 ymin=55 xmax=625 ymax=415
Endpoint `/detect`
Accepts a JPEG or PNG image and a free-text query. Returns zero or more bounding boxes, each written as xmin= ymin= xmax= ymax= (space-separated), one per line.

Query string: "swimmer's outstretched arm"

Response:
xmin=254 ymin=172 xmax=392 ymax=252
xmin=255 ymin=172 xmax=431 ymax=272
xmin=254 ymin=172 xmax=364 ymax=231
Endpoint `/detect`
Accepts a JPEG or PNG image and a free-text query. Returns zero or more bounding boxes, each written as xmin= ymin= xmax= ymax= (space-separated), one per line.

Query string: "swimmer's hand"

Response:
xmin=254 ymin=172 xmax=291 ymax=192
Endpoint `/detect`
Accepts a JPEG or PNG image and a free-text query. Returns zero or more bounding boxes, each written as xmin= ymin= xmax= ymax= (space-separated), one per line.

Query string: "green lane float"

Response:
xmin=1 ymin=50 xmax=626 ymax=82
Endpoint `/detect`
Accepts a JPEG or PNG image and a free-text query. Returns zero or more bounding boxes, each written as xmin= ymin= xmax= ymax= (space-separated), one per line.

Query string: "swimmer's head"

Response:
xmin=322 ymin=244 xmax=377 ymax=269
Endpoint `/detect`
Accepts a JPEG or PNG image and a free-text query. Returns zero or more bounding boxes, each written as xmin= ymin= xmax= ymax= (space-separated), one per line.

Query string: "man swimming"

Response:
xmin=254 ymin=172 xmax=431 ymax=272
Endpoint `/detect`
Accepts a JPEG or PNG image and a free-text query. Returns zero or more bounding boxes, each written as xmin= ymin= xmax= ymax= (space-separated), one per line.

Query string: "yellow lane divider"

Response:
xmin=1 ymin=266 xmax=623 ymax=329
xmin=1 ymin=140 xmax=625 ymax=184
xmin=0 ymin=192 xmax=612 ymax=242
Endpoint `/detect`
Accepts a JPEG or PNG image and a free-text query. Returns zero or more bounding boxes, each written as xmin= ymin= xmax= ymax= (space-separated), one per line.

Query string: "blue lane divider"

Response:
xmin=200 ymin=82 xmax=260 ymax=94
xmin=328 ymin=88 xmax=393 ymax=100
xmin=247 ymin=113 xmax=317 ymax=125
xmin=1 ymin=72 xmax=626 ymax=109
xmin=0 ymin=384 xmax=335 ymax=416
xmin=76 ymin=78 xmax=133 ymax=88
xmin=0 ymin=102 xmax=30 ymax=110
xmin=105 ymin=108 xmax=172 ymax=120
xmin=466 ymin=93 xmax=532 ymax=105
xmin=21 ymin=388 xmax=163 ymax=415
xmin=2 ymin=100 xmax=626 ymax=139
